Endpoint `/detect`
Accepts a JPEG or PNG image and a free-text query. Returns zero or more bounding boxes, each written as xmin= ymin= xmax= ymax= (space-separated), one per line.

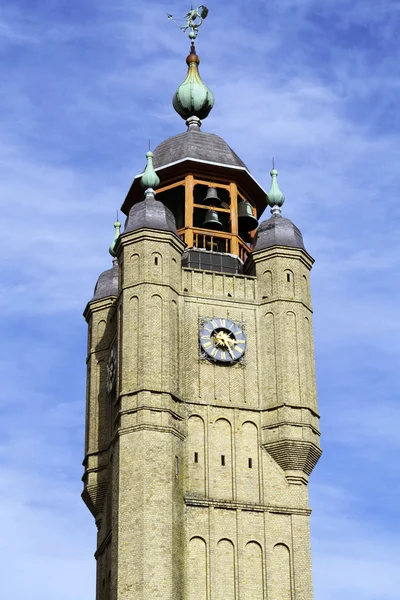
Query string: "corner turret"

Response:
xmin=247 ymin=165 xmax=322 ymax=485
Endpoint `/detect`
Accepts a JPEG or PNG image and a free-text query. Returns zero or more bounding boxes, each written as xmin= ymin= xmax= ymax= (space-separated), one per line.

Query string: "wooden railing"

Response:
xmin=238 ymin=239 xmax=251 ymax=263
xmin=193 ymin=230 xmax=231 ymax=253
xmin=178 ymin=227 xmax=252 ymax=263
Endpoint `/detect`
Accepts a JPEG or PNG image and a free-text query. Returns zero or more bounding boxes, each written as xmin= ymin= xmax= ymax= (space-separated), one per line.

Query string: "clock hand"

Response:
xmin=227 ymin=344 xmax=235 ymax=359
xmin=220 ymin=332 xmax=235 ymax=358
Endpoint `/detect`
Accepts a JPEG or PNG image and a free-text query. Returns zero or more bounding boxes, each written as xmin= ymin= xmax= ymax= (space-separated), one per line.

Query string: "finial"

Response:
xmin=267 ymin=161 xmax=285 ymax=216
xmin=186 ymin=115 xmax=202 ymax=130
xmin=167 ymin=5 xmax=209 ymax=41
xmin=141 ymin=150 xmax=160 ymax=199
xmin=109 ymin=213 xmax=121 ymax=257
xmin=172 ymin=43 xmax=214 ymax=122
xmin=169 ymin=5 xmax=214 ymax=122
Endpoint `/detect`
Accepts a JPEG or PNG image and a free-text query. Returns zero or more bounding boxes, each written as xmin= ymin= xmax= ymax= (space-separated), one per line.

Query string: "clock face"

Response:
xmin=199 ymin=318 xmax=246 ymax=363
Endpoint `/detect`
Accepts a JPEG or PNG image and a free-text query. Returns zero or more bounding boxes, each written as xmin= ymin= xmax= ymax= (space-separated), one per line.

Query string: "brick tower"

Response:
xmin=82 ymin=14 xmax=321 ymax=600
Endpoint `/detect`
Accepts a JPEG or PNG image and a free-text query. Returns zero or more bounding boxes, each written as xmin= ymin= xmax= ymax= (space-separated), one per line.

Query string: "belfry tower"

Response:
xmin=83 ymin=9 xmax=321 ymax=600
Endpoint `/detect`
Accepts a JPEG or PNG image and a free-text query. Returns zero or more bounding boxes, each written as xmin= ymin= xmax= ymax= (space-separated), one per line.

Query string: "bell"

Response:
xmin=238 ymin=201 xmax=258 ymax=232
xmin=204 ymin=187 xmax=221 ymax=205
xmin=202 ymin=209 xmax=223 ymax=230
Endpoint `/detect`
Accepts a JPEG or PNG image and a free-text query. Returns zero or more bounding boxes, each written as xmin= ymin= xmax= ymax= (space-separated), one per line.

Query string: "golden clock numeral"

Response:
xmin=211 ymin=320 xmax=217 ymax=328
xmin=203 ymin=342 xmax=212 ymax=349
xmin=200 ymin=335 xmax=210 ymax=340
xmin=221 ymin=351 xmax=226 ymax=360
xmin=235 ymin=346 xmax=243 ymax=353
xmin=211 ymin=348 xmax=218 ymax=357
xmin=221 ymin=319 xmax=226 ymax=327
xmin=204 ymin=327 xmax=213 ymax=332
xmin=236 ymin=339 xmax=246 ymax=344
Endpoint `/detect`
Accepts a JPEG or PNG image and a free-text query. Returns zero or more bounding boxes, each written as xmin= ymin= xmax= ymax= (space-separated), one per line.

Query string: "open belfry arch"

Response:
xmin=82 ymin=6 xmax=322 ymax=600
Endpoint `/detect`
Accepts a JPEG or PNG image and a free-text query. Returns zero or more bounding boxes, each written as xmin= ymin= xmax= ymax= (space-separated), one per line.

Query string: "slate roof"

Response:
xmin=252 ymin=215 xmax=305 ymax=252
xmin=124 ymin=197 xmax=177 ymax=235
xmin=92 ymin=261 xmax=118 ymax=301
xmin=152 ymin=128 xmax=248 ymax=170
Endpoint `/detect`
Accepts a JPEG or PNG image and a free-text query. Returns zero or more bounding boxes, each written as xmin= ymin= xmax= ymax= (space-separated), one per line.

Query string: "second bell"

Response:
xmin=238 ymin=201 xmax=258 ymax=232
xmin=202 ymin=209 xmax=223 ymax=230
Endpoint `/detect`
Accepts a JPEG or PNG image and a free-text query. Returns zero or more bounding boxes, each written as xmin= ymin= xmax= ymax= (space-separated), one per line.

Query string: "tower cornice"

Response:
xmin=83 ymin=295 xmax=117 ymax=322
xmin=246 ymin=244 xmax=314 ymax=272
xmin=117 ymin=227 xmax=186 ymax=254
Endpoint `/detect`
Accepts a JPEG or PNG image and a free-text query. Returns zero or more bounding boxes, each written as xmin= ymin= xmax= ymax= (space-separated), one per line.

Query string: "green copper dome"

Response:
xmin=267 ymin=167 xmax=285 ymax=209
xmin=141 ymin=150 xmax=160 ymax=191
xmin=109 ymin=218 xmax=121 ymax=258
xmin=173 ymin=43 xmax=214 ymax=121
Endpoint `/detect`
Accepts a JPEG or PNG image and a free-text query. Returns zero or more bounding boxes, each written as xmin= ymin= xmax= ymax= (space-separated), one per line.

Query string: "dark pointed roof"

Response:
xmin=252 ymin=215 xmax=305 ymax=252
xmin=92 ymin=261 xmax=118 ymax=301
xmin=152 ymin=128 xmax=247 ymax=170
xmin=124 ymin=197 xmax=177 ymax=235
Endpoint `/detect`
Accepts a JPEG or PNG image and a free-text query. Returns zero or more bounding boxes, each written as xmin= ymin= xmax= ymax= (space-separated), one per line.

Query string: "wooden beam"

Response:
xmin=230 ymin=183 xmax=239 ymax=256
xmin=185 ymin=175 xmax=194 ymax=248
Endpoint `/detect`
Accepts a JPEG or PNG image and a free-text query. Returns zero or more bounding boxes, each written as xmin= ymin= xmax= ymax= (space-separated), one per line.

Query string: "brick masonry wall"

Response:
xmin=83 ymin=232 xmax=321 ymax=600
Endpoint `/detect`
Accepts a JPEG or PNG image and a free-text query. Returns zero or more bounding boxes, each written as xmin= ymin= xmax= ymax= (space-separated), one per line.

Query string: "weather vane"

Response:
xmin=167 ymin=5 xmax=209 ymax=41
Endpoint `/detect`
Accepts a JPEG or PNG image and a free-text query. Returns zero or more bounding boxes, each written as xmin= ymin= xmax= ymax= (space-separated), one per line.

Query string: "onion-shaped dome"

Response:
xmin=109 ymin=219 xmax=121 ymax=258
xmin=140 ymin=151 xmax=160 ymax=190
xmin=92 ymin=260 xmax=118 ymax=301
xmin=173 ymin=44 xmax=214 ymax=121
xmin=267 ymin=168 xmax=285 ymax=208
xmin=252 ymin=215 xmax=305 ymax=251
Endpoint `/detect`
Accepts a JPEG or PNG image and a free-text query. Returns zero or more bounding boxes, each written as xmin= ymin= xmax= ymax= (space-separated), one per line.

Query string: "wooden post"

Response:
xmin=185 ymin=175 xmax=194 ymax=248
xmin=230 ymin=183 xmax=239 ymax=257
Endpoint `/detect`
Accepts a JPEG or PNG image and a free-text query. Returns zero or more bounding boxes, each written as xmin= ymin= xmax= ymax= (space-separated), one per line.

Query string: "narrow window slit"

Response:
xmin=175 ymin=456 xmax=179 ymax=476
xmin=286 ymin=273 xmax=291 ymax=282
xmin=221 ymin=455 xmax=225 ymax=466
xmin=154 ymin=256 xmax=159 ymax=265
xmin=194 ymin=452 xmax=199 ymax=463
xmin=248 ymin=458 xmax=253 ymax=469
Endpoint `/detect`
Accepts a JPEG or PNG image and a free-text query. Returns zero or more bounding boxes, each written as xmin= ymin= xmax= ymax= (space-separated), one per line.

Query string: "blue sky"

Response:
xmin=1 ymin=0 xmax=399 ymax=598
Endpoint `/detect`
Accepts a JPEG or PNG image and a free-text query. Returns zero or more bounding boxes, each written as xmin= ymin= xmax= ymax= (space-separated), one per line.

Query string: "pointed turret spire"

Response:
xmin=267 ymin=161 xmax=285 ymax=216
xmin=124 ymin=148 xmax=177 ymax=235
xmin=141 ymin=150 xmax=160 ymax=198
xmin=109 ymin=215 xmax=121 ymax=258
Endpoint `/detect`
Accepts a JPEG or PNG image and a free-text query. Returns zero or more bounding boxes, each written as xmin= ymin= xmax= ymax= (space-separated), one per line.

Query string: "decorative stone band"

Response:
xmin=262 ymin=439 xmax=322 ymax=485
xmin=184 ymin=496 xmax=312 ymax=516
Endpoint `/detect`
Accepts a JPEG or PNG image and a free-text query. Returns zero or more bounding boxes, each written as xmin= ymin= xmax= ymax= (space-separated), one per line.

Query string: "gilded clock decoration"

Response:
xmin=199 ymin=318 xmax=246 ymax=363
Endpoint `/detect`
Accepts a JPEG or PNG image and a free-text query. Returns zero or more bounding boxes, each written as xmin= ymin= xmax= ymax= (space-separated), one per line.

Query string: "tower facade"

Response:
xmin=83 ymin=19 xmax=321 ymax=600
